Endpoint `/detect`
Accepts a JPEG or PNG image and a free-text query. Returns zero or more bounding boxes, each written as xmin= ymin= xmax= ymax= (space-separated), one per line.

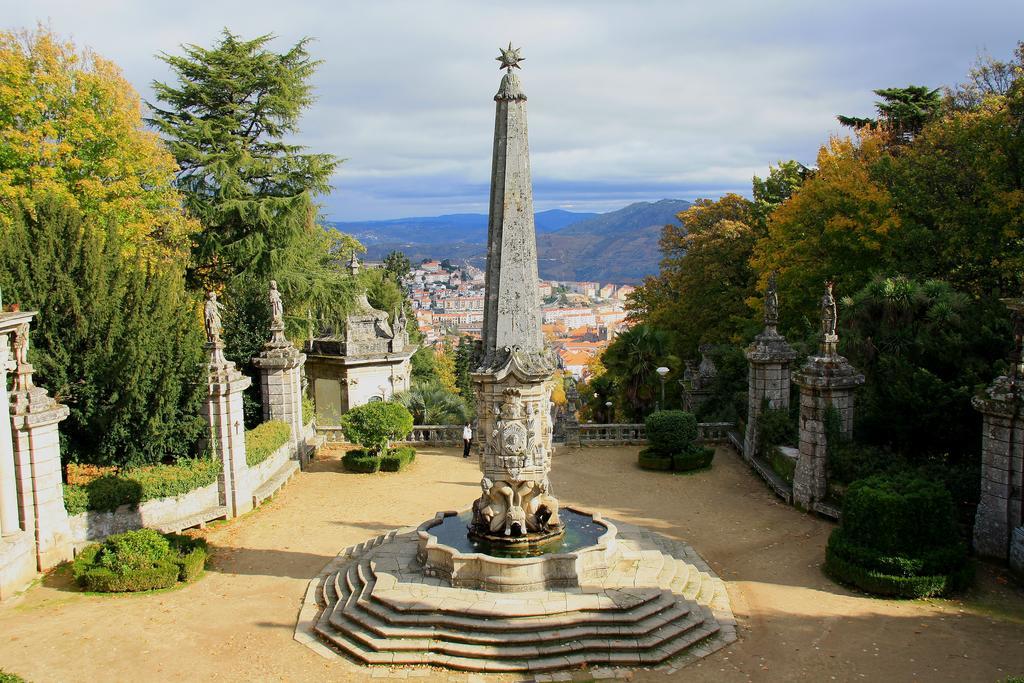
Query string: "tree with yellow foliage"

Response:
xmin=0 ymin=28 xmax=194 ymax=263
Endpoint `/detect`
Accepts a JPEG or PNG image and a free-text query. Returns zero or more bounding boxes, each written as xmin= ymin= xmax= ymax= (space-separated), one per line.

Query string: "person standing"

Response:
xmin=462 ymin=422 xmax=473 ymax=458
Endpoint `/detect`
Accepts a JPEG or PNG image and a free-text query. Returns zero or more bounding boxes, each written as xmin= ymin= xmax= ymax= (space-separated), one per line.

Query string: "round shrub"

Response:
xmin=672 ymin=446 xmax=715 ymax=472
xmin=341 ymin=402 xmax=414 ymax=456
xmin=645 ymin=410 xmax=698 ymax=456
xmin=638 ymin=447 xmax=673 ymax=471
xmin=824 ymin=473 xmax=969 ymax=598
xmin=72 ymin=529 xmax=208 ymax=593
xmin=841 ymin=473 xmax=959 ymax=556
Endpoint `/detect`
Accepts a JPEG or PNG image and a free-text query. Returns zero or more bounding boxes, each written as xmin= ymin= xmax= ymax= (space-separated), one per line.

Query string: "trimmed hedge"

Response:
xmin=645 ymin=410 xmax=698 ymax=454
xmin=673 ymin=446 xmax=715 ymax=472
xmin=343 ymin=447 xmax=416 ymax=473
xmin=72 ymin=529 xmax=208 ymax=593
xmin=825 ymin=539 xmax=972 ymax=599
xmin=824 ymin=473 xmax=970 ymax=598
xmin=639 ymin=410 xmax=712 ymax=473
xmin=245 ymin=420 xmax=291 ymax=467
xmin=343 ymin=450 xmax=382 ymax=473
xmin=638 ymin=448 xmax=673 ymax=471
xmin=63 ymin=458 xmax=221 ymax=515
xmin=381 ymin=446 xmax=416 ymax=472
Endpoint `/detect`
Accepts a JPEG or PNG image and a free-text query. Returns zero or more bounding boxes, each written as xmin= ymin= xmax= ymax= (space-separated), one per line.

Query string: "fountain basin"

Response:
xmin=416 ymin=507 xmax=618 ymax=592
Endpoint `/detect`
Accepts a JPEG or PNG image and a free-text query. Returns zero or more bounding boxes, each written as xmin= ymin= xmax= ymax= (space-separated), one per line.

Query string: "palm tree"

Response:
xmin=395 ymin=382 xmax=470 ymax=425
xmin=601 ymin=325 xmax=679 ymax=421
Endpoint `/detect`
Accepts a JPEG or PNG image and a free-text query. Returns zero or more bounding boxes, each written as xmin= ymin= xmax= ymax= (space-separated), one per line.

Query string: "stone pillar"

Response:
xmin=0 ymin=332 xmax=20 ymax=537
xmin=253 ymin=325 xmax=306 ymax=450
xmin=8 ymin=322 xmax=72 ymax=570
xmin=972 ymin=298 xmax=1023 ymax=559
xmin=744 ymin=273 xmax=796 ymax=460
xmin=206 ymin=344 xmax=253 ymax=519
xmin=791 ymin=283 xmax=864 ymax=509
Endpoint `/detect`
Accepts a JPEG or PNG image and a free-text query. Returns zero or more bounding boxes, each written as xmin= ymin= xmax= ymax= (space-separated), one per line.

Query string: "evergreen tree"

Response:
xmin=453 ymin=336 xmax=474 ymax=398
xmin=838 ymin=85 xmax=942 ymax=142
xmin=0 ymin=199 xmax=206 ymax=469
xmin=149 ymin=30 xmax=339 ymax=291
xmin=383 ymin=250 xmax=412 ymax=283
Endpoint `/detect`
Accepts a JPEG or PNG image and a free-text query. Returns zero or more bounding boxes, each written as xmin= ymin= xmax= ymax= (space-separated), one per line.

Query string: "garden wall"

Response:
xmin=68 ymin=422 xmax=316 ymax=549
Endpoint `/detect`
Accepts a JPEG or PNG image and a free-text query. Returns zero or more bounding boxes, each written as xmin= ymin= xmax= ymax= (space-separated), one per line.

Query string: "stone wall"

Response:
xmin=972 ymin=376 xmax=1023 ymax=560
xmin=67 ymin=432 xmax=312 ymax=550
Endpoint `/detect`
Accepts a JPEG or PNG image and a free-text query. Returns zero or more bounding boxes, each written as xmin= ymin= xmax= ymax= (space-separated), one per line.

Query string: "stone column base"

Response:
xmin=0 ymin=532 xmax=37 ymax=601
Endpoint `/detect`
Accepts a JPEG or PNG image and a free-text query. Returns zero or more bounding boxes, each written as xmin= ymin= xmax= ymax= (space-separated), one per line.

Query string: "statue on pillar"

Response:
xmin=12 ymin=323 xmax=28 ymax=368
xmin=269 ymin=280 xmax=284 ymax=329
xmin=820 ymin=281 xmax=838 ymax=355
xmin=204 ymin=291 xmax=225 ymax=346
xmin=764 ymin=271 xmax=779 ymax=330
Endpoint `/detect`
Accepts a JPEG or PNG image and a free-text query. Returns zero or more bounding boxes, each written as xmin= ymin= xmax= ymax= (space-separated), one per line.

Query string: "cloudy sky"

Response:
xmin=5 ymin=1 xmax=1023 ymax=219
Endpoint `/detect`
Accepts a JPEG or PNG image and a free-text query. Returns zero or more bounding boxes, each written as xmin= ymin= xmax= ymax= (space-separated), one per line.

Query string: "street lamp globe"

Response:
xmin=656 ymin=366 xmax=670 ymax=378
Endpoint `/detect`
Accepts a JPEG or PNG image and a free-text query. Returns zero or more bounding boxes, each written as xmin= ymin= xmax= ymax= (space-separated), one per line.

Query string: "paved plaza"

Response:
xmin=0 ymin=445 xmax=1022 ymax=682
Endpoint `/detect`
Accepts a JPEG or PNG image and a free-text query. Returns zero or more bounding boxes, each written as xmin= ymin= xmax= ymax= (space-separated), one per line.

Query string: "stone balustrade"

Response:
xmin=402 ymin=425 xmax=464 ymax=446
xmin=319 ymin=422 xmax=735 ymax=448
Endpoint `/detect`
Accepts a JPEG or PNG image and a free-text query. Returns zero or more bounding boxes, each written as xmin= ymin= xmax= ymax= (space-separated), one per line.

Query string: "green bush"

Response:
xmin=0 ymin=671 xmax=26 ymax=683
xmin=63 ymin=483 xmax=92 ymax=516
xmin=302 ymin=395 xmax=315 ymax=426
xmin=245 ymin=420 xmax=291 ymax=467
xmin=768 ymin=447 xmax=797 ymax=483
xmin=342 ymin=449 xmax=382 ymax=473
xmin=341 ymin=402 xmax=414 ymax=456
xmin=72 ymin=529 xmax=207 ymax=593
xmin=644 ymin=410 xmax=698 ymax=455
xmin=824 ymin=473 xmax=969 ymax=598
xmin=672 ymin=446 xmax=715 ymax=472
xmin=63 ymin=458 xmax=221 ymax=514
xmin=381 ymin=446 xmax=416 ymax=472
xmin=842 ymin=474 xmax=959 ymax=556
xmin=757 ymin=405 xmax=796 ymax=453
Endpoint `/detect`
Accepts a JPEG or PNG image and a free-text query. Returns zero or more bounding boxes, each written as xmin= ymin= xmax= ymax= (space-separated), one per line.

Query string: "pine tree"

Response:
xmin=0 ymin=199 xmax=206 ymax=469
xmin=149 ymin=30 xmax=339 ymax=291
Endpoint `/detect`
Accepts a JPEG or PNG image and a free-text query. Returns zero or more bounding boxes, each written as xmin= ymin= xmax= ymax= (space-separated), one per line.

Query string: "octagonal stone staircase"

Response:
xmin=295 ymin=519 xmax=737 ymax=673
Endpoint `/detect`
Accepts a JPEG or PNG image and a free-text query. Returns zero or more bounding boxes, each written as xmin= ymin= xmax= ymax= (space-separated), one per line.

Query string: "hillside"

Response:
xmin=330 ymin=199 xmax=689 ymax=283
xmin=536 ymin=199 xmax=689 ymax=282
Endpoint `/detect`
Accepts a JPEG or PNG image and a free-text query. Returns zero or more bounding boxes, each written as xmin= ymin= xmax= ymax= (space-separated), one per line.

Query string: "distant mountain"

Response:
xmin=537 ymin=199 xmax=689 ymax=282
xmin=334 ymin=209 xmax=596 ymax=247
xmin=329 ymin=199 xmax=689 ymax=284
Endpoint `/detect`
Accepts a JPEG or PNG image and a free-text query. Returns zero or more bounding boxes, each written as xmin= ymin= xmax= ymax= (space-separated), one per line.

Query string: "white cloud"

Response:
xmin=4 ymin=0 xmax=1023 ymax=218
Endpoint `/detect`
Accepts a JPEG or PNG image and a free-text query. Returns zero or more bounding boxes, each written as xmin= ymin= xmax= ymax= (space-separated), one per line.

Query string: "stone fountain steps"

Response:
xmin=312 ymin=550 xmax=727 ymax=671
xmin=316 ymin=570 xmax=721 ymax=671
xmin=331 ymin=560 xmax=703 ymax=645
xmin=297 ymin=522 xmax=738 ymax=674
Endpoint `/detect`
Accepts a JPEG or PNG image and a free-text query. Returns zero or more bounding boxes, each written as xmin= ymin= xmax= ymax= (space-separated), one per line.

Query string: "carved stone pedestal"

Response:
xmin=8 ymin=324 xmax=72 ymax=572
xmin=791 ymin=350 xmax=864 ymax=509
xmin=471 ymin=349 xmax=559 ymax=540
xmin=744 ymin=328 xmax=797 ymax=461
xmin=206 ymin=346 xmax=253 ymax=518
xmin=253 ymin=326 xmax=307 ymax=451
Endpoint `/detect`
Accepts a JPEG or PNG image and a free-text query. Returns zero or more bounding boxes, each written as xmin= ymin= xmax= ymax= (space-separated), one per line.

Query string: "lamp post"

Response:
xmin=605 ymin=400 xmax=613 ymax=423
xmin=656 ymin=366 xmax=670 ymax=410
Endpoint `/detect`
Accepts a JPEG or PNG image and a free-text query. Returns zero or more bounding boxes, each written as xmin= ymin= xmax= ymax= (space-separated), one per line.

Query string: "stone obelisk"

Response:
xmin=470 ymin=45 xmax=560 ymax=543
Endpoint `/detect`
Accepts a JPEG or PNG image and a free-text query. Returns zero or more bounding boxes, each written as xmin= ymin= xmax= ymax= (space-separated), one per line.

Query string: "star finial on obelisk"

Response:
xmin=496 ymin=43 xmax=524 ymax=71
